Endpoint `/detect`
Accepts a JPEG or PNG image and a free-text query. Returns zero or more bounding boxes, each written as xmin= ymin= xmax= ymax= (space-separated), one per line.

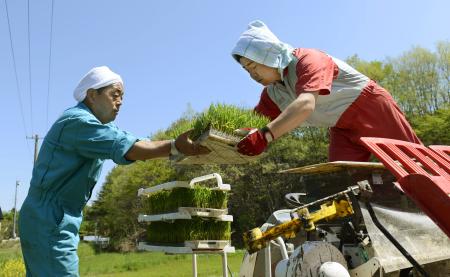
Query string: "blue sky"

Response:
xmin=1 ymin=0 xmax=449 ymax=210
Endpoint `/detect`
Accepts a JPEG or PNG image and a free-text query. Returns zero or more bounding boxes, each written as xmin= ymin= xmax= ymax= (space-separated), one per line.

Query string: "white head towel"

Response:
xmin=231 ymin=20 xmax=294 ymax=79
xmin=73 ymin=66 xmax=123 ymax=102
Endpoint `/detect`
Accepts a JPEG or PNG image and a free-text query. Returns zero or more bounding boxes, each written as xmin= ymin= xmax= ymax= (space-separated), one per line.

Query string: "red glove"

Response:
xmin=237 ymin=127 xmax=274 ymax=156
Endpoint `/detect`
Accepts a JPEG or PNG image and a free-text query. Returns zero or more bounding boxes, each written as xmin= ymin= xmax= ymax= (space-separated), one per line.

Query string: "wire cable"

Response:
xmin=27 ymin=0 xmax=34 ymax=134
xmin=3 ymin=0 xmax=33 ymax=158
xmin=46 ymin=0 xmax=55 ymax=130
xmin=365 ymin=202 xmax=429 ymax=277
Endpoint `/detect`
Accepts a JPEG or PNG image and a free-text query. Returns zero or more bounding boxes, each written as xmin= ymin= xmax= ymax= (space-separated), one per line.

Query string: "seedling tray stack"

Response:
xmin=137 ymin=173 xmax=234 ymax=253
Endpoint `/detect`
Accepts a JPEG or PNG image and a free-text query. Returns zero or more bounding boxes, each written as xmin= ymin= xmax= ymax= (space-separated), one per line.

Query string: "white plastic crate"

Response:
xmin=137 ymin=241 xmax=235 ymax=253
xmin=138 ymin=173 xmax=230 ymax=197
xmin=138 ymin=207 xmax=233 ymax=222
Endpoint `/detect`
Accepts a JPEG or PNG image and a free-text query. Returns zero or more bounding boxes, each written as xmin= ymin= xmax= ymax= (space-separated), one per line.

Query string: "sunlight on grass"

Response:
xmin=1 ymin=240 xmax=244 ymax=276
xmin=79 ymin=243 xmax=244 ymax=277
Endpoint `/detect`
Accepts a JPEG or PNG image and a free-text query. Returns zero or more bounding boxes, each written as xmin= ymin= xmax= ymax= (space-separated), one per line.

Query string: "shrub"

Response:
xmin=0 ymin=258 xmax=25 ymax=277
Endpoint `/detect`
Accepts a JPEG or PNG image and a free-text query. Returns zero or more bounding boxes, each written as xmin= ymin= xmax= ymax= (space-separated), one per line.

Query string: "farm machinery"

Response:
xmin=239 ymin=139 xmax=450 ymax=277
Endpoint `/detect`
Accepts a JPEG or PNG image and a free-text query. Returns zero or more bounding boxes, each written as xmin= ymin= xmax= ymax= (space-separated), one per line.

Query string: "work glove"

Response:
xmin=236 ymin=126 xmax=274 ymax=156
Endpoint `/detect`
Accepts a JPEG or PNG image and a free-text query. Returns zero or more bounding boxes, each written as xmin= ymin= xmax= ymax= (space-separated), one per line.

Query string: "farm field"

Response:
xmin=0 ymin=241 xmax=245 ymax=276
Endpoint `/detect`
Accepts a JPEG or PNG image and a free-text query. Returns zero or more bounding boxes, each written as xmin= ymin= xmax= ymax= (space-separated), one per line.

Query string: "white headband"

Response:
xmin=73 ymin=66 xmax=123 ymax=102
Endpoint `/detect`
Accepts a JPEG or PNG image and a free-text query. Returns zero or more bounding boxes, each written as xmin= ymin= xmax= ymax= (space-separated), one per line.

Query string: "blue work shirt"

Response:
xmin=19 ymin=102 xmax=137 ymax=276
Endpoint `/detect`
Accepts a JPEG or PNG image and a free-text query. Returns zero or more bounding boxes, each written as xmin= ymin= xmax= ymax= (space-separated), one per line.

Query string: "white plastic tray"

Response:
xmin=184 ymin=240 xmax=231 ymax=250
xmin=138 ymin=173 xmax=230 ymax=197
xmin=137 ymin=241 xmax=235 ymax=254
xmin=138 ymin=207 xmax=233 ymax=222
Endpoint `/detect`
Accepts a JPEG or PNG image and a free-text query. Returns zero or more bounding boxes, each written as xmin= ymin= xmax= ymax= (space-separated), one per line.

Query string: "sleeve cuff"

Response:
xmin=112 ymin=132 xmax=138 ymax=165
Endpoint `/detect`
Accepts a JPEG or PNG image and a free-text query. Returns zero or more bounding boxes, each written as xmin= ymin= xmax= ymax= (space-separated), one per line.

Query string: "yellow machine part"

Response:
xmin=300 ymin=199 xmax=355 ymax=231
xmin=243 ymin=200 xmax=354 ymax=253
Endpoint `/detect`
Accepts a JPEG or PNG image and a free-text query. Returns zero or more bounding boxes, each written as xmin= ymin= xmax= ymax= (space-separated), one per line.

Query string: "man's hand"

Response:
xmin=237 ymin=127 xmax=273 ymax=156
xmin=175 ymin=130 xmax=210 ymax=156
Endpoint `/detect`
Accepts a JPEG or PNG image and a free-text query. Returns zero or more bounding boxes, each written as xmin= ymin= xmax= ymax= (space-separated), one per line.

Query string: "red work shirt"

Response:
xmin=254 ymin=48 xmax=421 ymax=161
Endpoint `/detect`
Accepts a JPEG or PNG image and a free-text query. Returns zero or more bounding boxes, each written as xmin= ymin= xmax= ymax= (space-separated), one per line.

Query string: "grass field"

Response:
xmin=0 ymin=240 xmax=23 ymax=264
xmin=0 ymin=241 xmax=245 ymax=276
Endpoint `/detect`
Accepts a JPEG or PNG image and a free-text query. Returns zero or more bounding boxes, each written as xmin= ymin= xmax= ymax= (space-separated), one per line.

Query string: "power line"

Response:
xmin=46 ymin=0 xmax=55 ymax=130
xmin=27 ymin=0 xmax=34 ymax=134
xmin=3 ymin=0 xmax=32 ymax=159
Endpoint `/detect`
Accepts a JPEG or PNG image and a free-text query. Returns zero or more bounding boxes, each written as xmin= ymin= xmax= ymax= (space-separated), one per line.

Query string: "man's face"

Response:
xmin=239 ymin=57 xmax=281 ymax=86
xmin=89 ymin=83 xmax=124 ymax=124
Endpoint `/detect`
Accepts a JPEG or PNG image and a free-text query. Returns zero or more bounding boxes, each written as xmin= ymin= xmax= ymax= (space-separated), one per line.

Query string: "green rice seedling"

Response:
xmin=145 ymin=186 xmax=228 ymax=215
xmin=151 ymin=103 xmax=269 ymax=143
xmin=164 ymin=119 xmax=195 ymax=139
xmin=146 ymin=218 xmax=231 ymax=244
xmin=189 ymin=103 xmax=270 ymax=140
xmin=152 ymin=118 xmax=195 ymax=141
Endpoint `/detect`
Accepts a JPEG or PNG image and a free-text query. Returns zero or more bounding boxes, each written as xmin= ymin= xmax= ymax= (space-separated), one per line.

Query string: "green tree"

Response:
xmin=411 ymin=104 xmax=450 ymax=145
xmin=90 ymin=161 xmax=176 ymax=250
xmin=436 ymin=41 xmax=450 ymax=103
xmin=346 ymin=54 xmax=393 ymax=85
xmin=0 ymin=210 xmax=15 ymax=240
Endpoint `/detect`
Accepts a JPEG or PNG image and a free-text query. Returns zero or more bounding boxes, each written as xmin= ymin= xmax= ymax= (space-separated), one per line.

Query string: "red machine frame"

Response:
xmin=360 ymin=137 xmax=450 ymax=238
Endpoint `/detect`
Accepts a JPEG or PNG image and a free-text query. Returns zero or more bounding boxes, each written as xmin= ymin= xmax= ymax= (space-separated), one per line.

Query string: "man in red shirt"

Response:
xmin=232 ymin=20 xmax=420 ymax=162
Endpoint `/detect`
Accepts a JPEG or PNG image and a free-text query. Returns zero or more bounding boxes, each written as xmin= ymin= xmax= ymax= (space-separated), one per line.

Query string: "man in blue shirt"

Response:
xmin=18 ymin=66 xmax=207 ymax=276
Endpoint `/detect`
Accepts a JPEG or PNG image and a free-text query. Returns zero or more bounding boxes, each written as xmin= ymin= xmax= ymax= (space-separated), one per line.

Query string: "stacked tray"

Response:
xmin=137 ymin=173 xmax=234 ymax=252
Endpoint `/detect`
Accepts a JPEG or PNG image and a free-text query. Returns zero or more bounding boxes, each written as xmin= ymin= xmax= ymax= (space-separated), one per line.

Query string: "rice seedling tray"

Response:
xmin=138 ymin=173 xmax=230 ymax=214
xmin=145 ymin=218 xmax=231 ymax=243
xmin=141 ymin=187 xmax=228 ymax=215
xmin=137 ymin=241 xmax=235 ymax=254
xmin=172 ymin=128 xmax=264 ymax=164
xmin=138 ymin=207 xmax=233 ymax=222
xmin=137 ymin=173 xmax=233 ymax=246
xmin=137 ymin=173 xmax=230 ymax=197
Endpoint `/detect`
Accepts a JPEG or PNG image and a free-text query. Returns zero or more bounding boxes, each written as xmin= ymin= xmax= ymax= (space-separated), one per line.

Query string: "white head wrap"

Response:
xmin=73 ymin=66 xmax=123 ymax=102
xmin=231 ymin=20 xmax=294 ymax=79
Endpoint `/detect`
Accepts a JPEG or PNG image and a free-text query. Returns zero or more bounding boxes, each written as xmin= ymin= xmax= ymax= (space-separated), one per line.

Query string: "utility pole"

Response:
xmin=27 ymin=134 xmax=41 ymax=164
xmin=0 ymin=206 xmax=3 ymax=234
xmin=12 ymin=181 xmax=19 ymax=239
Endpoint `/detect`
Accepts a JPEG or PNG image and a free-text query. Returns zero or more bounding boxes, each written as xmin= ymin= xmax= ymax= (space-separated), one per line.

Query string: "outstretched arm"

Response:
xmin=124 ymin=140 xmax=171 ymax=161
xmin=125 ymin=130 xmax=209 ymax=161
xmin=267 ymin=91 xmax=318 ymax=139
xmin=237 ymin=91 xmax=318 ymax=156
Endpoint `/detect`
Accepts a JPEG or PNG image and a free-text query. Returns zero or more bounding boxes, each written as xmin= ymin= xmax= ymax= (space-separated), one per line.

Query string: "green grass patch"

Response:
xmin=146 ymin=218 xmax=231 ymax=244
xmin=0 ymin=240 xmax=25 ymax=277
xmin=143 ymin=186 xmax=228 ymax=214
xmin=1 ymin=242 xmax=244 ymax=276
xmin=0 ymin=240 xmax=22 ymax=265
xmin=78 ymin=242 xmax=244 ymax=277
